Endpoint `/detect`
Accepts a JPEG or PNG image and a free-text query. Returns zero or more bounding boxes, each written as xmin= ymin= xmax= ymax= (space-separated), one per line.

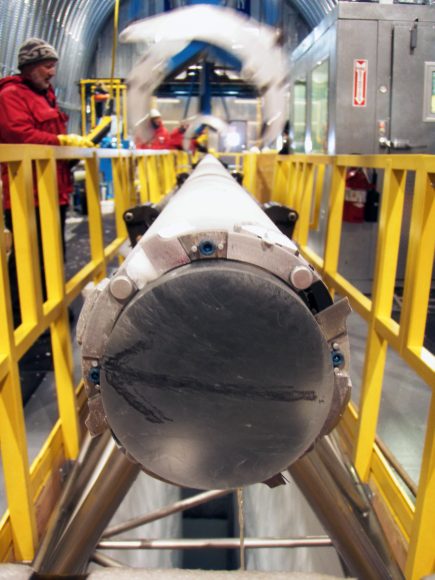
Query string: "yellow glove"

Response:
xmin=58 ymin=134 xmax=95 ymax=147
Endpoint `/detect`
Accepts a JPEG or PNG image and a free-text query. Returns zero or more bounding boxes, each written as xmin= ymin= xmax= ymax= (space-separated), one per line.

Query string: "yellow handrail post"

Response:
xmin=80 ymin=82 xmax=87 ymax=136
xmin=8 ymin=158 xmax=44 ymax=328
xmin=405 ymin=393 xmax=435 ymax=580
xmin=322 ymin=160 xmax=346 ymax=294
xmin=353 ymin=162 xmax=407 ymax=481
xmin=271 ymin=158 xmax=287 ymax=203
xmin=400 ymin=163 xmax=435 ymax=366
xmin=112 ymin=155 xmax=128 ymax=242
xmin=136 ymin=155 xmax=150 ymax=204
xmin=242 ymin=152 xmax=257 ymax=197
xmin=84 ymin=155 xmax=106 ymax=281
xmin=146 ymin=156 xmax=161 ymax=204
xmin=0 ymin=211 xmax=37 ymax=560
xmin=310 ymin=163 xmax=326 ymax=230
xmin=36 ymin=155 xmax=79 ymax=459
xmin=294 ymin=162 xmax=314 ymax=247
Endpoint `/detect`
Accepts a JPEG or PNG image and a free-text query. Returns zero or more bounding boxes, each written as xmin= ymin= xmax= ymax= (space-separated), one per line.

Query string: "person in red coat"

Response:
xmin=136 ymin=109 xmax=170 ymax=150
xmin=0 ymin=37 xmax=92 ymax=325
xmin=169 ymin=121 xmax=188 ymax=150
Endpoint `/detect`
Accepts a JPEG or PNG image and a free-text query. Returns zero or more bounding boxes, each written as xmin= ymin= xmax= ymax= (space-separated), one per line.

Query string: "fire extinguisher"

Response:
xmin=343 ymin=167 xmax=371 ymax=223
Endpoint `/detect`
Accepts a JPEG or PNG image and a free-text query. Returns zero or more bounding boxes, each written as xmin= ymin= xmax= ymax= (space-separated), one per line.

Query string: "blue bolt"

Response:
xmin=332 ymin=351 xmax=345 ymax=368
xmin=199 ymin=240 xmax=216 ymax=256
xmin=89 ymin=367 xmax=100 ymax=383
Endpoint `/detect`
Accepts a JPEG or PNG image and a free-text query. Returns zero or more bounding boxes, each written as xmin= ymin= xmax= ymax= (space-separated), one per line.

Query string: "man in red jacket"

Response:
xmin=0 ymin=37 xmax=92 ymax=325
xmin=136 ymin=109 xmax=170 ymax=149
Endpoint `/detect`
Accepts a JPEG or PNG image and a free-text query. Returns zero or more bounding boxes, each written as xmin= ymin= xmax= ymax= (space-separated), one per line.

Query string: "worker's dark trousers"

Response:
xmin=4 ymin=205 xmax=67 ymax=328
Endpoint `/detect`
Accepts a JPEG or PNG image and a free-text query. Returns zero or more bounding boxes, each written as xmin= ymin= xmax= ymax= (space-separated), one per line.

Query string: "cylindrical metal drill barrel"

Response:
xmin=80 ymin=155 xmax=347 ymax=490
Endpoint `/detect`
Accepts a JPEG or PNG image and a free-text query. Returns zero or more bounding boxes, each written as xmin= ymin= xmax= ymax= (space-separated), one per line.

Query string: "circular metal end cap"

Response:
xmin=101 ymin=261 xmax=334 ymax=490
xmin=109 ymin=275 xmax=134 ymax=301
xmin=290 ymin=265 xmax=314 ymax=290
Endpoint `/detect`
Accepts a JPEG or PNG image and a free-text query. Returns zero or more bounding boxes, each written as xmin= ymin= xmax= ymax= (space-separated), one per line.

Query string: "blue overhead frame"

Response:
xmin=199 ymin=61 xmax=213 ymax=114
xmin=167 ymin=42 xmax=242 ymax=78
xmin=263 ymin=0 xmax=280 ymax=26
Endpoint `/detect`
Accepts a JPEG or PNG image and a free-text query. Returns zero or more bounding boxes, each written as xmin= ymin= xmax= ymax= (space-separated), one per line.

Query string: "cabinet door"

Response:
xmin=390 ymin=23 xmax=435 ymax=153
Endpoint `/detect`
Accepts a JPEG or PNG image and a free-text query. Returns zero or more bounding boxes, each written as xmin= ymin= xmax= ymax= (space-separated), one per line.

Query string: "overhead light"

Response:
xmin=234 ymin=98 xmax=257 ymax=104
xmin=157 ymin=98 xmax=181 ymax=104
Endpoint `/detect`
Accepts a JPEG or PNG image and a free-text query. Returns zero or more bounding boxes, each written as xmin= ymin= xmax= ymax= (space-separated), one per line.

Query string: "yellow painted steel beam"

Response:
xmin=0 ymin=205 xmax=38 ymax=559
xmin=374 ymin=317 xmax=401 ymax=352
xmin=310 ymin=163 xmax=326 ymax=230
xmin=353 ymin=329 xmax=388 ymax=483
xmin=402 ymin=347 xmax=434 ymax=390
xmin=353 ymin=159 xmax=407 ymax=482
xmin=400 ymin=164 xmax=435 ymax=366
xmin=370 ymin=448 xmax=414 ymax=540
xmin=342 ymin=402 xmax=359 ymax=442
xmin=0 ymin=511 xmax=13 ymax=561
xmin=373 ymin=165 xmax=407 ymax=318
xmin=122 ymin=87 xmax=128 ymax=141
xmin=0 ymin=354 xmax=8 ymax=383
xmin=298 ymin=246 xmax=324 ymax=272
xmin=271 ymin=158 xmax=289 ymax=204
xmin=146 ymin=156 xmax=162 ymax=204
xmin=115 ymin=87 xmax=122 ymax=148
xmin=327 ymin=272 xmax=372 ymax=320
xmin=8 ymin=159 xmax=44 ymax=327
xmin=322 ymin=162 xmax=346 ymax=295
xmin=50 ymin=312 xmax=80 ymax=460
xmin=0 ymin=368 xmax=38 ymax=559
xmin=65 ymin=261 xmax=104 ymax=303
xmin=29 ymin=420 xmax=64 ymax=500
xmin=104 ymin=237 xmax=128 ymax=262
xmin=112 ymin=156 xmax=129 ymax=241
xmin=136 ymin=155 xmax=150 ymax=204
xmin=35 ymin=156 xmax=79 ymax=459
xmin=293 ymin=163 xmax=314 ymax=247
xmin=84 ymin=156 xmax=106 ymax=283
xmin=242 ymin=152 xmax=258 ymax=196
xmin=405 ymin=393 xmax=435 ymax=579
xmin=81 ymin=83 xmax=87 ymax=135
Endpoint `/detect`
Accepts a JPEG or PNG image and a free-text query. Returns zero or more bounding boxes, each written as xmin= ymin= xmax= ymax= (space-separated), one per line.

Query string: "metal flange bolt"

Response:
xmin=109 ymin=275 xmax=135 ymax=301
xmin=290 ymin=265 xmax=314 ymax=290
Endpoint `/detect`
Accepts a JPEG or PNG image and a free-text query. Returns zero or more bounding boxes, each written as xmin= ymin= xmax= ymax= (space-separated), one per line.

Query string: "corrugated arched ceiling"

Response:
xmin=289 ymin=0 xmax=336 ymax=28
xmin=0 ymin=0 xmax=337 ymax=128
xmin=0 ymin=0 xmax=335 ymax=79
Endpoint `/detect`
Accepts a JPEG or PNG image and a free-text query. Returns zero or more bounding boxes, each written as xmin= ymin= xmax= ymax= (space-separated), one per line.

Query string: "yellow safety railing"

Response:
xmin=1 ymin=146 xmax=433 ymax=578
xmin=0 ymin=145 xmax=176 ymax=561
xmin=252 ymin=152 xmax=434 ymax=580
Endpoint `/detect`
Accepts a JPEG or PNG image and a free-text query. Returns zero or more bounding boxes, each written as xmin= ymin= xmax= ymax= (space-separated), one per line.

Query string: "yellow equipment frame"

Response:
xmin=79 ymin=79 xmax=128 ymax=146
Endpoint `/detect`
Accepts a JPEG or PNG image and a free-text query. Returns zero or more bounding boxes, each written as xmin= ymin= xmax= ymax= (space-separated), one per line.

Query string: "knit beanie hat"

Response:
xmin=18 ymin=38 xmax=58 ymax=69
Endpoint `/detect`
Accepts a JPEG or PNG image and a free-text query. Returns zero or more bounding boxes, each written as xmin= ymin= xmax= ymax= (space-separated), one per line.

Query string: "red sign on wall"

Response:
xmin=353 ymin=59 xmax=368 ymax=107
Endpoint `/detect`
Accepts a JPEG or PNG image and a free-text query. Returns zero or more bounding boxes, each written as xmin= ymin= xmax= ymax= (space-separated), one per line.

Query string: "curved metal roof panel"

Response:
xmin=290 ymin=0 xmax=337 ymax=28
